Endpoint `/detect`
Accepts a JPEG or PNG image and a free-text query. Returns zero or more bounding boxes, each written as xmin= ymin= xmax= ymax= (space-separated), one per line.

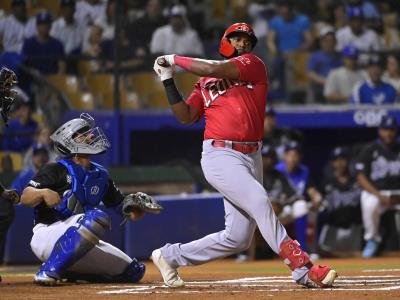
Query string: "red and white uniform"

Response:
xmin=187 ymin=54 xmax=268 ymax=142
xmin=160 ymin=53 xmax=309 ymax=285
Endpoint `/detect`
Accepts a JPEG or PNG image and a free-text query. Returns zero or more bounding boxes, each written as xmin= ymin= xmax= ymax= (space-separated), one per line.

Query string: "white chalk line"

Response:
xmin=362 ymin=269 xmax=400 ymax=272
xmin=97 ymin=275 xmax=400 ymax=295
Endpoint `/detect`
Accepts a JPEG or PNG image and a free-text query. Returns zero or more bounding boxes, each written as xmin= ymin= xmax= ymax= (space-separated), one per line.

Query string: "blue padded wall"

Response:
xmin=124 ymin=194 xmax=225 ymax=260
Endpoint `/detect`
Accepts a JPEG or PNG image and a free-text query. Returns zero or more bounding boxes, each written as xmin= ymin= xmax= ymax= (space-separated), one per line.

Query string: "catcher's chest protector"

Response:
xmin=58 ymin=159 xmax=109 ymax=210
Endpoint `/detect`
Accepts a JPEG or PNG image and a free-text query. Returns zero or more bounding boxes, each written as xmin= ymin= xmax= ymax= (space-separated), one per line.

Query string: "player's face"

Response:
xmin=229 ymin=33 xmax=252 ymax=55
xmin=378 ymin=128 xmax=397 ymax=145
xmin=332 ymin=157 xmax=348 ymax=175
xmin=284 ymin=150 xmax=301 ymax=172
xmin=368 ymin=65 xmax=382 ymax=83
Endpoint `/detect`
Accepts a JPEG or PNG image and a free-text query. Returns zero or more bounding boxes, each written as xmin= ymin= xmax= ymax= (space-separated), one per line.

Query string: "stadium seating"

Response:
xmin=128 ymin=72 xmax=168 ymax=108
xmin=0 ymin=152 xmax=24 ymax=172
xmin=46 ymin=74 xmax=96 ymax=110
xmin=69 ymin=91 xmax=96 ymax=110
xmin=174 ymin=72 xmax=199 ymax=98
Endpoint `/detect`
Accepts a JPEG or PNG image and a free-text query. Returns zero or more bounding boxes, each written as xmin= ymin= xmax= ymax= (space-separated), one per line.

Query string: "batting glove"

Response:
xmin=153 ymin=59 xmax=174 ymax=81
xmin=162 ymin=54 xmax=176 ymax=66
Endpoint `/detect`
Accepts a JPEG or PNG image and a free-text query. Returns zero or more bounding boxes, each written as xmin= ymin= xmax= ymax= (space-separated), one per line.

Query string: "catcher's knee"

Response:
xmin=79 ymin=209 xmax=110 ymax=242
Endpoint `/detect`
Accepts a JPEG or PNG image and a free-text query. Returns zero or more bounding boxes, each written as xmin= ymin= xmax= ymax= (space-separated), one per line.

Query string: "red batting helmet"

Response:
xmin=218 ymin=23 xmax=258 ymax=58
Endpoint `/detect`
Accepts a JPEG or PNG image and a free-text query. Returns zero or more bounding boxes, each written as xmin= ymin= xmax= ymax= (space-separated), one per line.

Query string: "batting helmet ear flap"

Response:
xmin=219 ymin=37 xmax=237 ymax=58
xmin=218 ymin=23 xmax=258 ymax=59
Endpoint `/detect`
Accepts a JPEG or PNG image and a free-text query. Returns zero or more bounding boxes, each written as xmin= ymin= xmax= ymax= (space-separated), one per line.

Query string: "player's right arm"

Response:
xmin=20 ymin=163 xmax=62 ymax=208
xmin=21 ymin=187 xmax=60 ymax=208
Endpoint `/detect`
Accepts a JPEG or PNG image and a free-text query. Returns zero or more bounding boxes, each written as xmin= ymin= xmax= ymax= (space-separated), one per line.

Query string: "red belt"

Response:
xmin=211 ymin=140 xmax=260 ymax=154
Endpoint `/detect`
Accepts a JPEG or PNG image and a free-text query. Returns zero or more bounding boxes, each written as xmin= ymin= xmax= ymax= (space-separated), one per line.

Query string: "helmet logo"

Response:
xmin=90 ymin=185 xmax=99 ymax=195
xmin=236 ymin=24 xmax=250 ymax=33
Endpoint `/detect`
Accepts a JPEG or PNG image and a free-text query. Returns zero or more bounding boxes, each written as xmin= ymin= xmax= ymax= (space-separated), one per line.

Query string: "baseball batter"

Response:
xmin=20 ymin=113 xmax=162 ymax=285
xmin=151 ymin=23 xmax=337 ymax=288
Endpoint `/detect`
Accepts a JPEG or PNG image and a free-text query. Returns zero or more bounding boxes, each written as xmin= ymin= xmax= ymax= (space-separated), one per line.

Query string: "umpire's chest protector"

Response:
xmin=58 ymin=159 xmax=109 ymax=210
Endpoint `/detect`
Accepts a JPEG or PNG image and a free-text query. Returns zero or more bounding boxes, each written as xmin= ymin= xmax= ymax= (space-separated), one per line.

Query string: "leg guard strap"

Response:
xmin=279 ymin=239 xmax=312 ymax=271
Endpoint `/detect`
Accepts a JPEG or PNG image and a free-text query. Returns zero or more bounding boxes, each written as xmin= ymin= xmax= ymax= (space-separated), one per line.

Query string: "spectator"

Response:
xmin=383 ymin=54 xmax=400 ymax=96
xmin=21 ymin=11 xmax=65 ymax=75
xmin=263 ymin=107 xmax=304 ymax=159
xmin=332 ymin=2 xmax=347 ymax=30
xmin=355 ymin=116 xmax=400 ymax=257
xmin=267 ymin=0 xmax=312 ymax=56
xmin=261 ymin=145 xmax=302 ymax=226
xmin=307 ymin=26 xmax=341 ymax=102
xmin=126 ymin=0 xmax=167 ymax=57
xmin=23 ymin=125 xmax=57 ymax=168
xmin=2 ymin=97 xmax=38 ymax=152
xmin=324 ymin=45 xmax=364 ymax=103
xmin=75 ymin=0 xmax=106 ymax=27
xmin=11 ymin=144 xmax=49 ymax=194
xmin=150 ymin=4 xmax=204 ymax=56
xmin=346 ymin=0 xmax=380 ymax=21
xmin=276 ymin=141 xmax=323 ymax=251
xmin=380 ymin=11 xmax=400 ymax=50
xmin=319 ymin=146 xmax=362 ymax=253
xmin=92 ymin=0 xmax=115 ymax=41
xmin=352 ymin=56 xmax=397 ymax=105
xmin=336 ymin=6 xmax=380 ymax=64
xmin=51 ymin=0 xmax=85 ymax=56
xmin=0 ymin=0 xmax=36 ymax=54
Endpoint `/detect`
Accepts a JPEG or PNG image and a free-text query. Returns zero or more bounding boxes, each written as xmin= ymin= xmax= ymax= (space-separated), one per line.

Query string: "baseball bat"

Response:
xmin=157 ymin=57 xmax=170 ymax=67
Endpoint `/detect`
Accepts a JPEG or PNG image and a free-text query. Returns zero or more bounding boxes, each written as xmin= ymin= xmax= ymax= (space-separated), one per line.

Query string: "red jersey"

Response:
xmin=187 ymin=53 xmax=268 ymax=142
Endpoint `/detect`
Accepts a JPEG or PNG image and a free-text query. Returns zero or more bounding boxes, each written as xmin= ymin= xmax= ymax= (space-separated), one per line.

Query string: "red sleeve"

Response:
xmin=230 ymin=53 xmax=267 ymax=83
xmin=186 ymin=82 xmax=204 ymax=120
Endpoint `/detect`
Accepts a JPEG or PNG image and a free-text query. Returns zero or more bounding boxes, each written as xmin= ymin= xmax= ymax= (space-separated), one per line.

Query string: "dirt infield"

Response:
xmin=1 ymin=256 xmax=400 ymax=299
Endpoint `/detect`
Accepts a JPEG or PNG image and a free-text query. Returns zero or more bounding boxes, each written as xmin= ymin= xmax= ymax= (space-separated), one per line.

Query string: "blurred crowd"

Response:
xmin=0 ymin=0 xmax=398 ymax=105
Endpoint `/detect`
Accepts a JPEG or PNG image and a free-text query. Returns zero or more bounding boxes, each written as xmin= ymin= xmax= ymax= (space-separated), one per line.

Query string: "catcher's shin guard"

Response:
xmin=35 ymin=210 xmax=110 ymax=284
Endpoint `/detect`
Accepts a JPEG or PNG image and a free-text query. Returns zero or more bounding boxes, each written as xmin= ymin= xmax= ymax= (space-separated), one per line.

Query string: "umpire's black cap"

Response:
xmin=330 ymin=146 xmax=350 ymax=160
xmin=379 ymin=115 xmax=397 ymax=129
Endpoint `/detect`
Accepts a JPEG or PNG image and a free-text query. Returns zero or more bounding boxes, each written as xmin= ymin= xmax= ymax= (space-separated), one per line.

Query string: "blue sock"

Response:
xmin=295 ymin=215 xmax=308 ymax=251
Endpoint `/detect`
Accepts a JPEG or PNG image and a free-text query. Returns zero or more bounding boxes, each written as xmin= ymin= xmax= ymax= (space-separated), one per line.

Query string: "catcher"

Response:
xmin=0 ymin=67 xmax=21 ymax=283
xmin=20 ymin=113 xmax=162 ymax=285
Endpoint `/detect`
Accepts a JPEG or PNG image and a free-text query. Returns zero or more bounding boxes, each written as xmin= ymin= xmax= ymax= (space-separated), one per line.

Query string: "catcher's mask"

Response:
xmin=0 ymin=67 xmax=18 ymax=125
xmin=218 ymin=22 xmax=258 ymax=59
xmin=50 ymin=113 xmax=110 ymax=156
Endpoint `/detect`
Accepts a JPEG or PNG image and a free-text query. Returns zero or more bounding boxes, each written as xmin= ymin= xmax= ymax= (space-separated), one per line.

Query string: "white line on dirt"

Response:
xmin=362 ymin=269 xmax=400 ymax=272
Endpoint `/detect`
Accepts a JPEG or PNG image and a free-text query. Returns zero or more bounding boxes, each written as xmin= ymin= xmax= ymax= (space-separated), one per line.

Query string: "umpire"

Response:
xmin=0 ymin=67 xmax=21 ymax=281
xmin=355 ymin=116 xmax=400 ymax=258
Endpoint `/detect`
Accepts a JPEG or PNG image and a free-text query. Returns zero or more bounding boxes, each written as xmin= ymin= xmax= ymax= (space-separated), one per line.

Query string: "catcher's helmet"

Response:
xmin=218 ymin=23 xmax=258 ymax=58
xmin=50 ymin=113 xmax=110 ymax=156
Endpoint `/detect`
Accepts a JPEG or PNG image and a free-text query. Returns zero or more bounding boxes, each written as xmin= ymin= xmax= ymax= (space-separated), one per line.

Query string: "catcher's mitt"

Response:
xmin=1 ymin=189 xmax=20 ymax=204
xmin=0 ymin=67 xmax=18 ymax=125
xmin=121 ymin=192 xmax=163 ymax=222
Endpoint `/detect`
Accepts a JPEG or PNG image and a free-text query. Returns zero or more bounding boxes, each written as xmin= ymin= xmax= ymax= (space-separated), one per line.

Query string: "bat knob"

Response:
xmin=157 ymin=57 xmax=169 ymax=67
